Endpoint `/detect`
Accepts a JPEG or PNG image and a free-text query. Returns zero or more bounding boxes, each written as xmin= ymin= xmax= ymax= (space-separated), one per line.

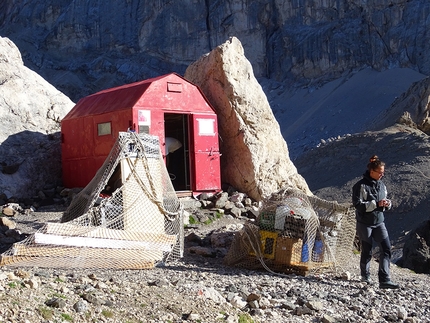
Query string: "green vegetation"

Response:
xmin=61 ymin=313 xmax=73 ymax=321
xmin=38 ymin=306 xmax=54 ymax=320
xmin=51 ymin=292 xmax=66 ymax=299
xmin=101 ymin=309 xmax=114 ymax=318
xmin=188 ymin=215 xmax=198 ymax=225
xmin=238 ymin=313 xmax=256 ymax=323
xmin=8 ymin=282 xmax=17 ymax=288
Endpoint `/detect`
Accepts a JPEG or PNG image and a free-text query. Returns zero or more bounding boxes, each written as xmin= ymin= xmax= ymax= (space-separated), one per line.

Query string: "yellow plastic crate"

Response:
xmin=249 ymin=230 xmax=278 ymax=259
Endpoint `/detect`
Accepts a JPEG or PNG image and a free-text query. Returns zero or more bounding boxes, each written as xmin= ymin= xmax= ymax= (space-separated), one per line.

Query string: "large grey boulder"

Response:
xmin=397 ymin=220 xmax=430 ymax=274
xmin=185 ymin=37 xmax=311 ymax=201
xmin=0 ymin=37 xmax=74 ymax=199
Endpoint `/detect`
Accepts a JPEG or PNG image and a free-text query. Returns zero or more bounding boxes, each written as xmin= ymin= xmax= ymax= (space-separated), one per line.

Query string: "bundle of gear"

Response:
xmin=224 ymin=188 xmax=356 ymax=276
xmin=1 ymin=132 xmax=184 ymax=269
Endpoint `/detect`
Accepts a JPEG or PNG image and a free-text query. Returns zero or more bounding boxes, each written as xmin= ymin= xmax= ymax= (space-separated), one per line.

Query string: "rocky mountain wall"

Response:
xmin=0 ymin=37 xmax=74 ymax=198
xmin=0 ymin=0 xmax=428 ymax=102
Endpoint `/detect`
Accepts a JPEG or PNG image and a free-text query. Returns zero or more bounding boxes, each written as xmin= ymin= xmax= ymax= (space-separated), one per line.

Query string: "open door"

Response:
xmin=164 ymin=113 xmax=190 ymax=191
xmin=190 ymin=113 xmax=221 ymax=192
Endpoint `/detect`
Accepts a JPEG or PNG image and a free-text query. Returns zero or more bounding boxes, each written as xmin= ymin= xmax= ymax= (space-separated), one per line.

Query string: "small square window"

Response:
xmin=98 ymin=122 xmax=111 ymax=136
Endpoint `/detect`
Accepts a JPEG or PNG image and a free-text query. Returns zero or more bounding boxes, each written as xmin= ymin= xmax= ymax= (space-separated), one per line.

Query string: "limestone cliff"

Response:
xmin=0 ymin=36 xmax=74 ymax=198
xmin=0 ymin=0 xmax=428 ymax=102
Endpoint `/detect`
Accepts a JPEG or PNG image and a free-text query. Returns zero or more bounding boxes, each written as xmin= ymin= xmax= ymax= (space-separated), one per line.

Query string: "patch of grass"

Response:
xmin=204 ymin=218 xmax=214 ymax=225
xmin=101 ymin=309 xmax=114 ymax=318
xmin=38 ymin=306 xmax=54 ymax=320
xmin=238 ymin=313 xmax=255 ymax=323
xmin=51 ymin=292 xmax=66 ymax=299
xmin=61 ymin=313 xmax=73 ymax=322
xmin=8 ymin=282 xmax=17 ymax=288
xmin=188 ymin=215 xmax=198 ymax=225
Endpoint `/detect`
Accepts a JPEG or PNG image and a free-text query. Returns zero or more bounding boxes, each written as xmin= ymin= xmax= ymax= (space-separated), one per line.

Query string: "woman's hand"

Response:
xmin=378 ymin=199 xmax=391 ymax=208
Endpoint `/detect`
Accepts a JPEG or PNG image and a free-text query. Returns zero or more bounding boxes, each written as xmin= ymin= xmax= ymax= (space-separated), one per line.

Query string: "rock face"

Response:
xmin=369 ymin=77 xmax=430 ymax=134
xmin=0 ymin=37 xmax=74 ymax=198
xmin=397 ymin=220 xmax=430 ymax=274
xmin=0 ymin=1 xmax=429 ymax=102
xmin=185 ymin=37 xmax=311 ymax=201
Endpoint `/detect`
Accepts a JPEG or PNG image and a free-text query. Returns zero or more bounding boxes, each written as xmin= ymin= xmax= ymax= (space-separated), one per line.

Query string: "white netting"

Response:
xmin=1 ymin=132 xmax=184 ymax=269
xmin=224 ymin=188 xmax=356 ymax=276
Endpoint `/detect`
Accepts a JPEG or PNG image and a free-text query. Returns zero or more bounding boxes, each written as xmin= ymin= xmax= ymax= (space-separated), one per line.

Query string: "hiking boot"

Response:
xmin=361 ymin=276 xmax=372 ymax=284
xmin=379 ymin=281 xmax=400 ymax=289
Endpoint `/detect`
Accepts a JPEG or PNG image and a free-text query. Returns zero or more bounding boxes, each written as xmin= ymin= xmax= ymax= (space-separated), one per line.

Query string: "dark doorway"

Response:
xmin=164 ymin=113 xmax=190 ymax=191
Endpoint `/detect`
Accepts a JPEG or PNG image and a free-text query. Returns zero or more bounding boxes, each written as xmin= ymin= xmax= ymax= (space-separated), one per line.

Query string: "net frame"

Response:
xmin=1 ymin=132 xmax=184 ymax=269
xmin=224 ymin=188 xmax=356 ymax=276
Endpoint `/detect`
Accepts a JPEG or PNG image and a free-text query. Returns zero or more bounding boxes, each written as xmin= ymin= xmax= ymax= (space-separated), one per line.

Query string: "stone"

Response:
xmin=214 ymin=192 xmax=229 ymax=208
xmin=0 ymin=217 xmax=16 ymax=229
xmin=187 ymin=246 xmax=215 ymax=257
xmin=1 ymin=207 xmax=16 ymax=217
xmin=73 ymin=300 xmax=88 ymax=313
xmin=14 ymin=269 xmax=30 ymax=279
xmin=0 ymin=37 xmax=74 ymax=199
xmin=340 ymin=271 xmax=352 ymax=280
xmin=321 ymin=314 xmax=338 ymax=323
xmin=306 ymin=300 xmax=324 ymax=311
xmin=398 ymin=220 xmax=430 ymax=274
xmin=294 ymin=305 xmax=313 ymax=315
xmin=24 ymin=279 xmax=39 ymax=289
xmin=202 ymin=287 xmax=226 ymax=304
xmin=246 ymin=293 xmax=260 ymax=302
xmin=230 ymin=295 xmax=247 ymax=309
xmin=210 ymin=232 xmax=234 ymax=248
xmin=397 ymin=306 xmax=408 ymax=319
xmin=185 ymin=37 xmax=311 ymax=201
xmin=228 ymin=206 xmax=242 ymax=218
xmin=187 ymin=313 xmax=200 ymax=321
xmin=45 ymin=297 xmax=66 ymax=308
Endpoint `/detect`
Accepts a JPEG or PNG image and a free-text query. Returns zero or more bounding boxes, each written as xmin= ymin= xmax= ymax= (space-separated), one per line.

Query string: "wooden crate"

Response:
xmin=274 ymin=237 xmax=303 ymax=265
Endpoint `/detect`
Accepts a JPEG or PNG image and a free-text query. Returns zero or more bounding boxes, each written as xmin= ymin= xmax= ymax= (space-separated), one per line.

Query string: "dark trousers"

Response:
xmin=356 ymin=221 xmax=392 ymax=283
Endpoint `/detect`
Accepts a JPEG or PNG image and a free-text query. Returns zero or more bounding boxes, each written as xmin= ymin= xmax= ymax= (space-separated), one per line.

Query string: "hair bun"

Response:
xmin=369 ymin=155 xmax=379 ymax=163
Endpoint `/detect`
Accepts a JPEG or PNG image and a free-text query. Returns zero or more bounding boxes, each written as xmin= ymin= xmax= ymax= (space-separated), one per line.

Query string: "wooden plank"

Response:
xmin=0 ymin=255 xmax=154 ymax=270
xmin=42 ymin=222 xmax=177 ymax=244
xmin=10 ymin=244 xmax=163 ymax=260
xmin=33 ymin=233 xmax=174 ymax=252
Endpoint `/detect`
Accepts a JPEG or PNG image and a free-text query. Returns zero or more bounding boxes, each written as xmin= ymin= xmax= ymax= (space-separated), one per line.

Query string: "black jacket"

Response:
xmin=352 ymin=170 xmax=390 ymax=225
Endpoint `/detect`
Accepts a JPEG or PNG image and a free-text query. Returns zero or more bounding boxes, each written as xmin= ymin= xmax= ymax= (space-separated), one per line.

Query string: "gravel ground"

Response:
xmin=1 ymin=207 xmax=430 ymax=323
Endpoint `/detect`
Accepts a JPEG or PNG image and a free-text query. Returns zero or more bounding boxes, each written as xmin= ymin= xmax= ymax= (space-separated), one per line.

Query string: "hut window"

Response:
xmin=197 ymin=118 xmax=215 ymax=136
xmin=167 ymin=82 xmax=182 ymax=93
xmin=97 ymin=122 xmax=112 ymax=136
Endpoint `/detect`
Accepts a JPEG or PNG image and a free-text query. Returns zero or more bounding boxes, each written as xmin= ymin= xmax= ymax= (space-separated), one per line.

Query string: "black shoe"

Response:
xmin=361 ymin=276 xmax=372 ymax=284
xmin=379 ymin=281 xmax=400 ymax=289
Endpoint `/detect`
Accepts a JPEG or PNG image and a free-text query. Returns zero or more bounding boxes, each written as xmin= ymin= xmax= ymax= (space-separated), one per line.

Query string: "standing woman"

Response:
xmin=352 ymin=155 xmax=399 ymax=289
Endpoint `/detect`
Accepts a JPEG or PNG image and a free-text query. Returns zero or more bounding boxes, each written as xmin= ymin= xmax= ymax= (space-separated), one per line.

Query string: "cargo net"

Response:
xmin=224 ymin=188 xmax=356 ymax=276
xmin=1 ymin=132 xmax=184 ymax=270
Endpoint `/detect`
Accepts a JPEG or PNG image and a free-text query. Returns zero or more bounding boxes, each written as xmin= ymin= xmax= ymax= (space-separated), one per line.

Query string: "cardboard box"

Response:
xmin=274 ymin=237 xmax=303 ymax=265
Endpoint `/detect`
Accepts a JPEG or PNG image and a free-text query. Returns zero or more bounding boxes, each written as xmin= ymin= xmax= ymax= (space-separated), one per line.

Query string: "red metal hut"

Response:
xmin=61 ymin=73 xmax=221 ymax=195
